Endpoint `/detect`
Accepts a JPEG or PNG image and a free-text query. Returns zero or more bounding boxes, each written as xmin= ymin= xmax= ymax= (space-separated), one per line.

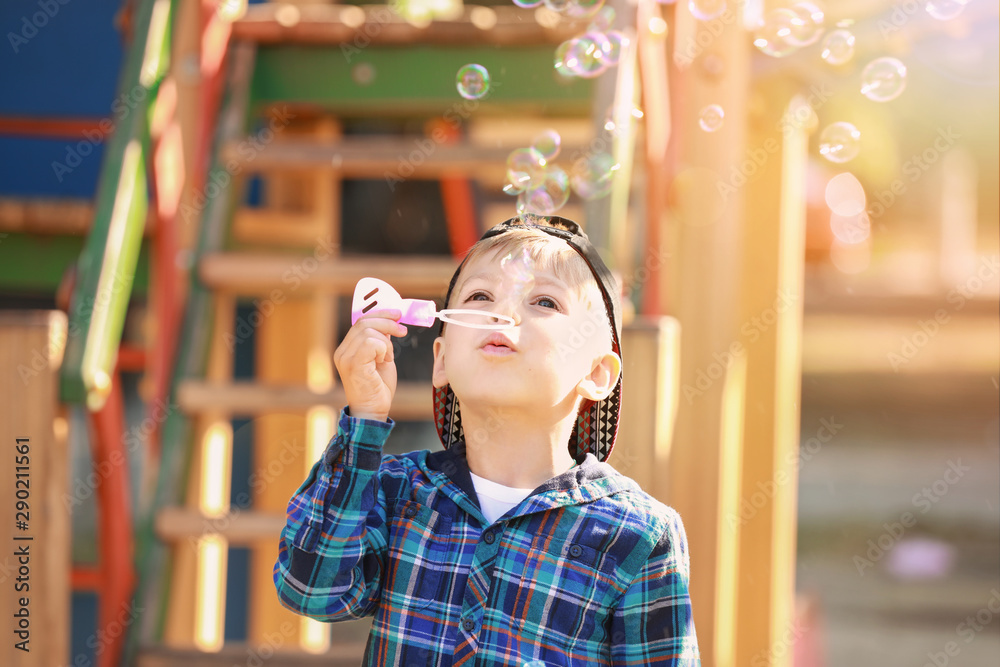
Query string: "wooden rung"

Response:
xmin=0 ymin=197 xmax=94 ymax=234
xmin=199 ymin=252 xmax=457 ymax=294
xmin=232 ymin=4 xmax=580 ymax=46
xmin=137 ymin=644 xmax=366 ymax=667
xmin=220 ymin=138 xmax=589 ymax=180
xmin=176 ymin=380 xmax=433 ymax=419
xmin=232 ymin=208 xmax=328 ymax=246
xmin=155 ymin=507 xmax=284 ymax=543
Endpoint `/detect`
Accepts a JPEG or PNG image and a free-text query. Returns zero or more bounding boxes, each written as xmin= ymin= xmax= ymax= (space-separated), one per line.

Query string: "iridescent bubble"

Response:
xmin=753 ymin=9 xmax=801 ymax=58
xmin=821 ymin=29 xmax=856 ymax=65
xmin=860 ymin=57 xmax=907 ymax=102
xmin=517 ymin=165 xmax=570 ymax=215
xmin=554 ymin=41 xmax=574 ymax=78
xmin=512 ymin=0 xmax=543 ymax=7
xmin=565 ymin=33 xmax=612 ymax=78
xmin=507 ymin=147 xmax=547 ymax=191
xmin=824 ymin=172 xmax=866 ymax=217
xmin=689 ymin=0 xmax=726 ymax=21
xmin=603 ymin=106 xmax=643 ymax=137
xmin=601 ymin=31 xmax=629 ymax=66
xmin=570 ymin=152 xmax=619 ymax=200
xmin=787 ymin=2 xmax=825 ymax=47
xmin=566 ymin=0 xmax=605 ymax=19
xmin=456 ymin=64 xmax=490 ymax=100
xmin=588 ymin=6 xmax=617 ymax=32
xmin=532 ymin=130 xmax=562 ymax=161
xmin=819 ymin=122 xmax=861 ymax=163
xmin=925 ymin=0 xmax=968 ymax=21
xmin=830 ymin=210 xmax=871 ymax=245
xmin=698 ymin=104 xmax=725 ymax=132
xmin=500 ymin=247 xmax=536 ymax=295
xmin=543 ymin=0 xmax=572 ymax=13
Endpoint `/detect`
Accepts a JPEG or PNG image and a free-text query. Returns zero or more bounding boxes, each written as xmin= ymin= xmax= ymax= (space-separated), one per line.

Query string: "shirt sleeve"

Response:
xmin=273 ymin=408 xmax=394 ymax=621
xmin=609 ymin=509 xmax=701 ymax=665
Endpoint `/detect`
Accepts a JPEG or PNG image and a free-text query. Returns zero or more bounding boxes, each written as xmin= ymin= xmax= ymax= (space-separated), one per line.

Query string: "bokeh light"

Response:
xmin=689 ymin=0 xmax=727 ymax=21
xmin=699 ymin=104 xmax=726 ymax=132
xmin=824 ymin=172 xmax=867 ymax=217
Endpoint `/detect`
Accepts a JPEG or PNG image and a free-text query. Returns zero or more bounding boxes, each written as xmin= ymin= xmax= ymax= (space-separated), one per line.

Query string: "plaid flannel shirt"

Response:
xmin=274 ymin=410 xmax=700 ymax=666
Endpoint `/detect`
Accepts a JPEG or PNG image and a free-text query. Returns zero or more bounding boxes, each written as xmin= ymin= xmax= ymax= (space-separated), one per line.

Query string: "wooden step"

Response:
xmin=155 ymin=506 xmax=284 ymax=543
xmin=199 ymin=252 xmax=457 ymax=295
xmin=137 ymin=643 xmax=365 ymax=667
xmin=177 ymin=380 xmax=433 ymax=419
xmin=232 ymin=4 xmax=579 ymax=46
xmin=221 ymin=137 xmax=591 ymax=181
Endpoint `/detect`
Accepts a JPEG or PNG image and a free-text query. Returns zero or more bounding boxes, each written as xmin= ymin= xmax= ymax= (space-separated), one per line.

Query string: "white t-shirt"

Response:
xmin=469 ymin=472 xmax=535 ymax=524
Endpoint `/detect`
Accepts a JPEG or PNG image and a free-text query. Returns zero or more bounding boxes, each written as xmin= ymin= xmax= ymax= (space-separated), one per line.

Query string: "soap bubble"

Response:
xmin=566 ymin=0 xmax=605 ymax=19
xmin=925 ymin=0 xmax=968 ymax=21
xmin=787 ymin=2 xmax=825 ymax=46
xmin=532 ymin=130 xmax=562 ymax=161
xmin=588 ymin=6 xmax=617 ymax=32
xmin=821 ymin=29 xmax=855 ymax=65
xmin=517 ymin=166 xmax=571 ymax=215
xmin=819 ymin=122 xmax=861 ymax=163
xmin=554 ymin=41 xmax=574 ymax=78
xmin=753 ymin=9 xmax=801 ymax=58
xmin=543 ymin=0 xmax=572 ymax=12
xmin=570 ymin=152 xmax=619 ymax=199
xmin=564 ymin=33 xmax=612 ymax=78
xmin=456 ymin=64 xmax=490 ymax=100
xmin=601 ymin=31 xmax=629 ymax=66
xmin=689 ymin=0 xmax=726 ymax=21
xmin=507 ymin=147 xmax=547 ymax=191
xmin=824 ymin=172 xmax=866 ymax=217
xmin=830 ymin=210 xmax=870 ymax=245
xmin=512 ymin=0 xmax=543 ymax=7
xmin=860 ymin=57 xmax=907 ymax=102
xmin=698 ymin=104 xmax=725 ymax=132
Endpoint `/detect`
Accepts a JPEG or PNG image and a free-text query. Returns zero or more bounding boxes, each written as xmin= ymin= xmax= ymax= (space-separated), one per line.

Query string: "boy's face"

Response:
xmin=432 ymin=245 xmax=621 ymax=419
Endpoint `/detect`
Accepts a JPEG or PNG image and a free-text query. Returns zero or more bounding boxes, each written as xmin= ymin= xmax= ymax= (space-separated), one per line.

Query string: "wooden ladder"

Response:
xmin=130 ymin=4 xmax=613 ymax=665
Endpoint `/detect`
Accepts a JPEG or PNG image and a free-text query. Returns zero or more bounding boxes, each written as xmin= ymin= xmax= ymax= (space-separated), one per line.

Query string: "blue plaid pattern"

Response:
xmin=274 ymin=410 xmax=700 ymax=666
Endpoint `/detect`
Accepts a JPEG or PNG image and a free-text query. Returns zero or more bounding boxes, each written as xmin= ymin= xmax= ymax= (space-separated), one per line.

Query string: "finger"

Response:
xmin=355 ymin=310 xmax=408 ymax=338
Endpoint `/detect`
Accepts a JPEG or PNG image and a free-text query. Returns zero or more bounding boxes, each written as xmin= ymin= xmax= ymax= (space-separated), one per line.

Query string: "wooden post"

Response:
xmin=661 ymin=4 xmax=750 ymax=666
xmin=734 ymin=90 xmax=809 ymax=667
xmin=0 ymin=311 xmax=70 ymax=667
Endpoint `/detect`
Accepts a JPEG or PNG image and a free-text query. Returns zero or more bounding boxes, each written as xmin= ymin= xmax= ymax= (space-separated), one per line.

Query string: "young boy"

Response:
xmin=274 ymin=216 xmax=699 ymax=666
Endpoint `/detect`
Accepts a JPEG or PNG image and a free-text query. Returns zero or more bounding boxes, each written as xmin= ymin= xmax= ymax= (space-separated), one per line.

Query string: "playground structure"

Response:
xmin=2 ymin=2 xmax=997 ymax=667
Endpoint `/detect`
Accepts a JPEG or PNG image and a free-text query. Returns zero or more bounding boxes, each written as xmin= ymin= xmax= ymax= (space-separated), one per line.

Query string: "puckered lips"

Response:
xmin=479 ymin=332 xmax=517 ymax=356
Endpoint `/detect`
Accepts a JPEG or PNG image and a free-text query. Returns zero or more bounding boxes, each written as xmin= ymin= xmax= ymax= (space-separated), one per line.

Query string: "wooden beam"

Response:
xmin=177 ymin=380 xmax=433 ymax=419
xmin=156 ymin=507 xmax=284 ymax=543
xmin=0 ymin=198 xmax=95 ymax=235
xmin=198 ymin=253 xmax=457 ymax=294
xmin=0 ymin=311 xmax=70 ymax=667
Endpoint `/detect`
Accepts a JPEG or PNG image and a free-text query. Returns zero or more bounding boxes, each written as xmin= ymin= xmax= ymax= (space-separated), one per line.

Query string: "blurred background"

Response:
xmin=0 ymin=1 xmax=997 ymax=667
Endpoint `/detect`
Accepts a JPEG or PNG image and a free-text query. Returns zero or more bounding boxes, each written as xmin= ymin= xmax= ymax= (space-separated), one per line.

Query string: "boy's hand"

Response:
xmin=333 ymin=310 xmax=408 ymax=423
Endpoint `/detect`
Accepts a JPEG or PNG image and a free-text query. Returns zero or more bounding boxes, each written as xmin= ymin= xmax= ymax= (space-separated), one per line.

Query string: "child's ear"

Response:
xmin=431 ymin=336 xmax=448 ymax=388
xmin=576 ymin=351 xmax=622 ymax=401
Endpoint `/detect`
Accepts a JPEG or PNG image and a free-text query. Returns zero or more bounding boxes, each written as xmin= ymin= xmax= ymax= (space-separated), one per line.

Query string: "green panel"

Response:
xmin=252 ymin=45 xmax=593 ymax=115
xmin=0 ymin=233 xmax=150 ymax=294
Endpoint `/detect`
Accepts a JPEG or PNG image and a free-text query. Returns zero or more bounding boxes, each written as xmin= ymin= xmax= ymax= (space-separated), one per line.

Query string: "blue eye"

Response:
xmin=534 ymin=297 xmax=558 ymax=310
xmin=466 ymin=291 xmax=491 ymax=302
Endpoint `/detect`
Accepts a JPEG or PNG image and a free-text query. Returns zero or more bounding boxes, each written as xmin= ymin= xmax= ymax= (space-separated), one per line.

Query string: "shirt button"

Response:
xmin=462 ymin=618 xmax=476 ymax=632
xmin=569 ymin=544 xmax=583 ymax=558
xmin=483 ymin=530 xmax=495 ymax=544
xmin=404 ymin=505 xmax=418 ymax=518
